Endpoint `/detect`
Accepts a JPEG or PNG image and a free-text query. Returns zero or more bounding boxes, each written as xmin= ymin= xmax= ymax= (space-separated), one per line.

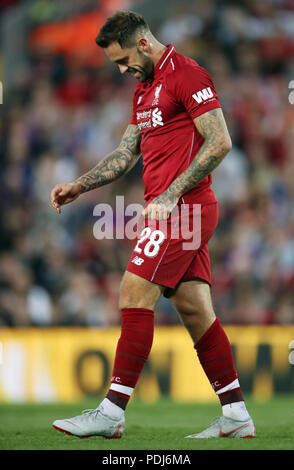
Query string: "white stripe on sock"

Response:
xmin=110 ymin=383 xmax=134 ymax=396
xmin=100 ymin=398 xmax=124 ymax=418
xmin=215 ymin=378 xmax=240 ymax=395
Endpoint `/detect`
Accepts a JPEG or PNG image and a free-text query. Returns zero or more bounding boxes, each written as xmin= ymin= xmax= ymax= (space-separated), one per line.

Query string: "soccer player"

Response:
xmin=51 ymin=11 xmax=255 ymax=439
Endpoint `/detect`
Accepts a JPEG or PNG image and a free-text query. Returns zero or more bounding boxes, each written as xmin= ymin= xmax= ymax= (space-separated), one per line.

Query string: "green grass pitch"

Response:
xmin=0 ymin=396 xmax=293 ymax=451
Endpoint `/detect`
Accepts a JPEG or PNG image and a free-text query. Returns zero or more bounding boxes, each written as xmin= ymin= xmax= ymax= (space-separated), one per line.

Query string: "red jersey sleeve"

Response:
xmin=129 ymin=85 xmax=142 ymax=125
xmin=130 ymin=93 xmax=137 ymax=125
xmin=171 ymin=62 xmax=221 ymax=119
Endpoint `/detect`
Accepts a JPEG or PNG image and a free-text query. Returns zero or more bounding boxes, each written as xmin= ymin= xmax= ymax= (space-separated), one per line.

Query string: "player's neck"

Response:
xmin=151 ymin=42 xmax=167 ymax=67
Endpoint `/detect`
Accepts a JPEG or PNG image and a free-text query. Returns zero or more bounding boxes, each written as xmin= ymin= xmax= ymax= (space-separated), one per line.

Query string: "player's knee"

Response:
xmin=171 ymin=296 xmax=215 ymax=325
xmin=118 ymin=289 xmax=154 ymax=310
xmin=171 ymin=296 xmax=198 ymax=317
xmin=118 ymin=288 xmax=139 ymax=310
xmin=118 ymin=272 xmax=160 ymax=311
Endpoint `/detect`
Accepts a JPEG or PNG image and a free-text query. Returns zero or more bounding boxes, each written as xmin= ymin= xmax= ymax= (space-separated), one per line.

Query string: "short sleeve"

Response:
xmin=129 ymin=86 xmax=141 ymax=125
xmin=172 ymin=63 xmax=221 ymax=119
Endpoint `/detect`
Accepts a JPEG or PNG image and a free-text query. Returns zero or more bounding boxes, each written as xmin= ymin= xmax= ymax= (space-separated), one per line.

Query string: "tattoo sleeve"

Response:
xmin=165 ymin=108 xmax=232 ymax=199
xmin=75 ymin=124 xmax=141 ymax=193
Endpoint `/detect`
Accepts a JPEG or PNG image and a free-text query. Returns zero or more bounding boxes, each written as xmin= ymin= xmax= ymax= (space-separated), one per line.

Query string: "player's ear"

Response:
xmin=137 ymin=37 xmax=150 ymax=54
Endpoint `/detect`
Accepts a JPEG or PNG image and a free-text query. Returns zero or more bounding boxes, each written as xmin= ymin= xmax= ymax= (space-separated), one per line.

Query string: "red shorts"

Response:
xmin=126 ymin=202 xmax=219 ymax=297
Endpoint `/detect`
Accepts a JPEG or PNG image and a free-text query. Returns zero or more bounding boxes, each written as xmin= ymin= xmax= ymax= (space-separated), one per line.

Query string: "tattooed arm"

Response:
xmin=167 ymin=108 xmax=232 ymax=196
xmin=143 ymin=108 xmax=232 ymax=220
xmin=76 ymin=124 xmax=141 ymax=193
xmin=51 ymin=124 xmax=141 ymax=213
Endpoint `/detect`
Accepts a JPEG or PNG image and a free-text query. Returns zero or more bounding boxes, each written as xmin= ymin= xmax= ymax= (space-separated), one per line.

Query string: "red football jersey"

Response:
xmin=130 ymin=44 xmax=221 ymax=205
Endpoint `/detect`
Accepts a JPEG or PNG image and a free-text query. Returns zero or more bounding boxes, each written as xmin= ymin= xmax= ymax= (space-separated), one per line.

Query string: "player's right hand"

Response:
xmin=50 ymin=182 xmax=82 ymax=214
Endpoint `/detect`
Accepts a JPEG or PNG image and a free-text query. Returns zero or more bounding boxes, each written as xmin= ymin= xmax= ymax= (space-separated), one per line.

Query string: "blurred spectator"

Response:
xmin=0 ymin=0 xmax=294 ymax=327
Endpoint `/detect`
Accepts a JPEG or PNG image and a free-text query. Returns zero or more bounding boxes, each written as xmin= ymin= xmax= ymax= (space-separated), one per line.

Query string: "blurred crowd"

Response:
xmin=0 ymin=0 xmax=294 ymax=327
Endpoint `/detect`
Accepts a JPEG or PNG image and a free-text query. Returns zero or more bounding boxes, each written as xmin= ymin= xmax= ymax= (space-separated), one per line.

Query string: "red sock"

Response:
xmin=106 ymin=308 xmax=154 ymax=410
xmin=195 ymin=318 xmax=244 ymax=405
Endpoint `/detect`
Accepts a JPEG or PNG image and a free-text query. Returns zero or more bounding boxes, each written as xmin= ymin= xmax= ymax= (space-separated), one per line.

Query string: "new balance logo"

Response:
xmin=131 ymin=256 xmax=144 ymax=266
xmin=152 ymin=107 xmax=164 ymax=127
xmin=192 ymin=87 xmax=213 ymax=104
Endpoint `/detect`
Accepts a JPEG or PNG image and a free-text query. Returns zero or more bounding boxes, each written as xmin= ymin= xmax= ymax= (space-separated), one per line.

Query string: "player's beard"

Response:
xmin=128 ymin=49 xmax=154 ymax=82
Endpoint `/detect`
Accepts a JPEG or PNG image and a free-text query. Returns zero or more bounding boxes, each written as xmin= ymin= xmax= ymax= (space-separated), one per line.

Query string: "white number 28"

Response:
xmin=134 ymin=227 xmax=165 ymax=258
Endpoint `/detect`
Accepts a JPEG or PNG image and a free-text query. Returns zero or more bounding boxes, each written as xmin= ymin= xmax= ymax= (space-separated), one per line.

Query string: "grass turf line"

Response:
xmin=0 ymin=396 xmax=293 ymax=450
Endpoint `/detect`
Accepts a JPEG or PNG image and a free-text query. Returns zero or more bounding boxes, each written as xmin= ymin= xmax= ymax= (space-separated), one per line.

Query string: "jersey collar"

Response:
xmin=153 ymin=44 xmax=175 ymax=78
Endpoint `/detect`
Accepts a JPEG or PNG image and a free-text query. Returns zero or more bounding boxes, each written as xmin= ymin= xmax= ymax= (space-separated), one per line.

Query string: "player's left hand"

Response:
xmin=142 ymin=191 xmax=179 ymax=220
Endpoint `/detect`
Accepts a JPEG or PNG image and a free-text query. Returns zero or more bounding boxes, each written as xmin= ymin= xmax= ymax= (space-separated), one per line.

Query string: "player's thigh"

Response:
xmin=170 ymin=278 xmax=216 ymax=323
xmin=119 ymin=271 xmax=163 ymax=310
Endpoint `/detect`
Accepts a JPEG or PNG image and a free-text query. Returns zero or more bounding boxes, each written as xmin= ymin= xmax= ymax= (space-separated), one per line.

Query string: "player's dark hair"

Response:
xmin=96 ymin=10 xmax=149 ymax=49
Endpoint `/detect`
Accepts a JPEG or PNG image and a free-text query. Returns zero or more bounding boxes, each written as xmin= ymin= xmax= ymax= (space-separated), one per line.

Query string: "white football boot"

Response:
xmin=185 ymin=416 xmax=255 ymax=439
xmin=52 ymin=404 xmax=125 ymax=439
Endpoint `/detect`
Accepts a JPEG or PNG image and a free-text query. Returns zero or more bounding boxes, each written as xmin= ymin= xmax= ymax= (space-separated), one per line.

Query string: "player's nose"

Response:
xmin=118 ymin=64 xmax=128 ymax=74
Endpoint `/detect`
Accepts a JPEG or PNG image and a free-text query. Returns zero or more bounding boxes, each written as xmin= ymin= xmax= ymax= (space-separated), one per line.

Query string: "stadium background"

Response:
xmin=0 ymin=0 xmax=294 ymax=404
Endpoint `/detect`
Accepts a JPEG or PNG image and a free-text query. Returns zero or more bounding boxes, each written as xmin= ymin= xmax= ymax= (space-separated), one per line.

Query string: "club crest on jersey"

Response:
xmin=152 ymin=83 xmax=162 ymax=106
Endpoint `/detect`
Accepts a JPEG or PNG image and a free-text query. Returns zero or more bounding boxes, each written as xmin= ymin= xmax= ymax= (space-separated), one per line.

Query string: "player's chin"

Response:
xmin=135 ymin=72 xmax=144 ymax=81
xmin=135 ymin=71 xmax=149 ymax=82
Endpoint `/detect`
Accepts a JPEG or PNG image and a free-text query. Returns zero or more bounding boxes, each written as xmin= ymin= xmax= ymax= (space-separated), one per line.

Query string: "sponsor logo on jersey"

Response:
xmin=137 ymin=108 xmax=164 ymax=130
xmin=137 ymin=110 xmax=151 ymax=120
xmin=152 ymin=107 xmax=164 ymax=127
xmin=131 ymin=256 xmax=145 ymax=266
xmin=192 ymin=86 xmax=214 ymax=104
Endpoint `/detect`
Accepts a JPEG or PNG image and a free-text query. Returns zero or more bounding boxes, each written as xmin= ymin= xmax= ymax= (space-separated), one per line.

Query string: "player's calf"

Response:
xmin=102 ymin=273 xmax=161 ymax=421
